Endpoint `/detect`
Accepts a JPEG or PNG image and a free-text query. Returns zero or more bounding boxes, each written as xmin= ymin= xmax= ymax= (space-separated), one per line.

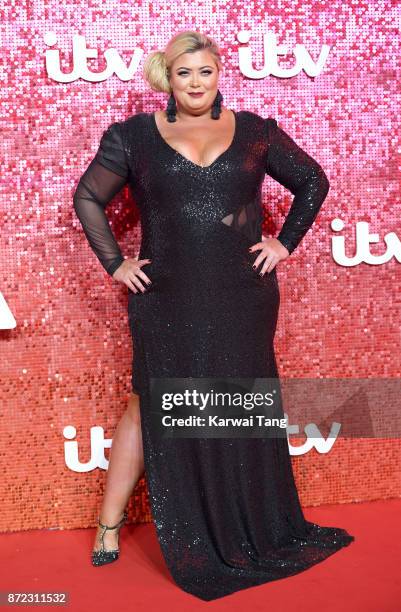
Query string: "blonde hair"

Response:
xmin=143 ymin=30 xmax=223 ymax=94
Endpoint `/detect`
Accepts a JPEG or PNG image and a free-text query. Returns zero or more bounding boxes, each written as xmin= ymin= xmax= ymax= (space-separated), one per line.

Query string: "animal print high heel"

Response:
xmin=91 ymin=510 xmax=128 ymax=566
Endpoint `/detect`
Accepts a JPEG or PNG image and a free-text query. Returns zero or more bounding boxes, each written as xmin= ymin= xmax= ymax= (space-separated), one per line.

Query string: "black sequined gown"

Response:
xmin=73 ymin=110 xmax=354 ymax=601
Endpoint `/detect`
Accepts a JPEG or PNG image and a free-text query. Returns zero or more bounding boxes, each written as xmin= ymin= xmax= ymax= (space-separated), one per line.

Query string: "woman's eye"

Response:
xmin=177 ymin=70 xmax=212 ymax=76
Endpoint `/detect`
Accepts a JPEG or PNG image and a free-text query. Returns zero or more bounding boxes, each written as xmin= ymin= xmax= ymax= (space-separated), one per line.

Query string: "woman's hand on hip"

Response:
xmin=112 ymin=258 xmax=153 ymax=293
xmin=249 ymin=237 xmax=289 ymax=275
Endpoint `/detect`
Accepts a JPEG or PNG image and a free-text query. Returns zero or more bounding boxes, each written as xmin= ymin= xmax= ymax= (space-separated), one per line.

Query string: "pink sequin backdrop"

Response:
xmin=1 ymin=2 xmax=400 ymax=531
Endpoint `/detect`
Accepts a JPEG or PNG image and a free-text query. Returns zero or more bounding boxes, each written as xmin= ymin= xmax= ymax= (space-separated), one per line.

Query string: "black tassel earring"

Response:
xmin=166 ymin=89 xmax=224 ymax=122
xmin=211 ymin=89 xmax=223 ymax=120
xmin=166 ymin=92 xmax=177 ymax=123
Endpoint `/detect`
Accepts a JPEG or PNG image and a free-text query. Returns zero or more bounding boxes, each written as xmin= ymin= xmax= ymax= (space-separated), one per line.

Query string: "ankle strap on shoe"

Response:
xmin=98 ymin=510 xmax=128 ymax=531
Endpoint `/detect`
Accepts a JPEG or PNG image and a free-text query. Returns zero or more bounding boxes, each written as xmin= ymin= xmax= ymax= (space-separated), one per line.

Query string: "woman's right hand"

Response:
xmin=112 ymin=258 xmax=153 ymax=293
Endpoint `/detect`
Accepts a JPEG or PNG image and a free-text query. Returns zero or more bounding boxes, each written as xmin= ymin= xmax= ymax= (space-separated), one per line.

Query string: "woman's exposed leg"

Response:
xmin=93 ymin=391 xmax=145 ymax=552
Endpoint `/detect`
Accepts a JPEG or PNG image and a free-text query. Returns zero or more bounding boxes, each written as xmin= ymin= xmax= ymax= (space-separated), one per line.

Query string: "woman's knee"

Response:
xmin=126 ymin=391 xmax=142 ymax=425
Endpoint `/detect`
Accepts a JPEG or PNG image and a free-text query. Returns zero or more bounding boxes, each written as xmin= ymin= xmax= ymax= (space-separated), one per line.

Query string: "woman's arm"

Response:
xmin=265 ymin=118 xmax=330 ymax=255
xmin=72 ymin=122 xmax=130 ymax=277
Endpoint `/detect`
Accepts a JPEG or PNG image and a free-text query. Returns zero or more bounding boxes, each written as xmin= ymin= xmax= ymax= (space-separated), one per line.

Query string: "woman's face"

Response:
xmin=168 ymin=49 xmax=220 ymax=116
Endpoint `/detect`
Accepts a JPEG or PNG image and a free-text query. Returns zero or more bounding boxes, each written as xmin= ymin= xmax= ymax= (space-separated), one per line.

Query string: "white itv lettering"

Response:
xmin=63 ymin=425 xmax=112 ymax=472
xmin=237 ymin=30 xmax=330 ymax=78
xmin=63 ymin=418 xmax=343 ymax=472
xmin=331 ymin=218 xmax=401 ymax=266
xmin=285 ymin=413 xmax=342 ymax=456
xmin=44 ymin=30 xmax=330 ymax=83
xmin=44 ymin=32 xmax=144 ymax=83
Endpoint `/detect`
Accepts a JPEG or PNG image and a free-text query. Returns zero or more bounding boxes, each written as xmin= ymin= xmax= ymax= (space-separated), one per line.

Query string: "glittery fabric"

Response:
xmin=73 ymin=111 xmax=354 ymax=601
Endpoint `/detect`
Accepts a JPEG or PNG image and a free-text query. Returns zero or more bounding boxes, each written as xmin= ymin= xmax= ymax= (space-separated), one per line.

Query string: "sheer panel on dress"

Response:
xmin=73 ymin=158 xmax=128 ymax=277
xmin=73 ymin=122 xmax=131 ymax=277
xmin=221 ymin=199 xmax=263 ymax=244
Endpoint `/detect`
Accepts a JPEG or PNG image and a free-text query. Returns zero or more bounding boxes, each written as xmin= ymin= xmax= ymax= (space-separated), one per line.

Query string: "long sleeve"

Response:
xmin=265 ymin=118 xmax=330 ymax=255
xmin=73 ymin=122 xmax=130 ymax=277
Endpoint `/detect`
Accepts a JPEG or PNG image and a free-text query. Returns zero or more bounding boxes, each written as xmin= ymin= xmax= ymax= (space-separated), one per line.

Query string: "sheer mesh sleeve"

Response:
xmin=265 ymin=118 xmax=330 ymax=255
xmin=72 ymin=122 xmax=130 ymax=277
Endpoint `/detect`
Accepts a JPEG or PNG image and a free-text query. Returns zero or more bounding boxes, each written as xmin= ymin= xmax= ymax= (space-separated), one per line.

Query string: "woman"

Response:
xmin=73 ymin=30 xmax=354 ymax=601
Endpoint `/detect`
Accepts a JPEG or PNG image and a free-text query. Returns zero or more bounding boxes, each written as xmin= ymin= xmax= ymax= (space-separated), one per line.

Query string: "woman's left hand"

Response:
xmin=249 ymin=237 xmax=290 ymax=275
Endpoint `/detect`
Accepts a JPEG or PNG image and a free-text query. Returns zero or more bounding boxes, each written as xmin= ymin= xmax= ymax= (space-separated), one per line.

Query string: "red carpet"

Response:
xmin=1 ymin=499 xmax=400 ymax=611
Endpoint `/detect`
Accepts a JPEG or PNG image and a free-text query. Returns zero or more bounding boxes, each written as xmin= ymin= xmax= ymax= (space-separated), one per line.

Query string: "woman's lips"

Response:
xmin=188 ymin=92 xmax=204 ymax=97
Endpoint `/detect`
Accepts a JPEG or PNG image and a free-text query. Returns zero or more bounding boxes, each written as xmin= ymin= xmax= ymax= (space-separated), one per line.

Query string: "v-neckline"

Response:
xmin=151 ymin=109 xmax=238 ymax=170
